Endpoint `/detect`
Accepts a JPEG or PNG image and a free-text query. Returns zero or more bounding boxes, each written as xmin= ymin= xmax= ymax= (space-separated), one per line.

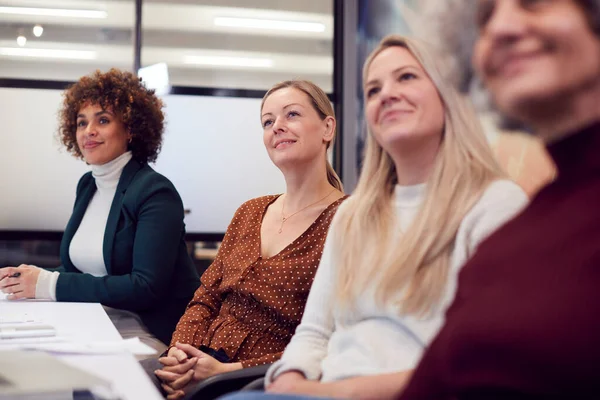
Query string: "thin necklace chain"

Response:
xmin=278 ymin=188 xmax=336 ymax=234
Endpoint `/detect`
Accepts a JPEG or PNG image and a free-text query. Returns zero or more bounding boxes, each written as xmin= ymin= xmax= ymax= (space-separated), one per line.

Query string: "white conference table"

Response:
xmin=0 ymin=300 xmax=163 ymax=400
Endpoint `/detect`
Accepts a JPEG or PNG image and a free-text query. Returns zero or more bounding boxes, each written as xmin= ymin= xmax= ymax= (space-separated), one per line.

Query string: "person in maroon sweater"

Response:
xmin=400 ymin=0 xmax=600 ymax=399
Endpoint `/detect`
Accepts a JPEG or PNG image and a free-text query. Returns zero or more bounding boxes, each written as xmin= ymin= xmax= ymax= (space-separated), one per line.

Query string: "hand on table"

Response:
xmin=0 ymin=265 xmax=41 ymax=300
xmin=155 ymin=342 xmax=241 ymax=399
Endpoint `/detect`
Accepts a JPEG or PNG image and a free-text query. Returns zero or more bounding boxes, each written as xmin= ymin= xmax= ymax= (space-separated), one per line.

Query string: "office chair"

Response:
xmin=183 ymin=363 xmax=270 ymax=400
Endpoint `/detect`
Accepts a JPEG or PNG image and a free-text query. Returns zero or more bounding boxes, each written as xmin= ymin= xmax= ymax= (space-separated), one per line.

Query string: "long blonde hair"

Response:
xmin=261 ymin=80 xmax=343 ymax=191
xmin=335 ymin=35 xmax=505 ymax=315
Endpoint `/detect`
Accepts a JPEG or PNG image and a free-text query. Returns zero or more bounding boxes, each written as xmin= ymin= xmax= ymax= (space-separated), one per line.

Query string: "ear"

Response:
xmin=322 ymin=116 xmax=336 ymax=144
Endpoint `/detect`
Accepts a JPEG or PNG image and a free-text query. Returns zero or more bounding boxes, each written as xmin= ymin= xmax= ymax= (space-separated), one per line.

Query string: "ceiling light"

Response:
xmin=0 ymin=47 xmax=97 ymax=60
xmin=183 ymin=55 xmax=273 ymax=68
xmin=16 ymin=35 xmax=26 ymax=47
xmin=0 ymin=6 xmax=107 ymax=19
xmin=33 ymin=25 xmax=44 ymax=37
xmin=214 ymin=17 xmax=325 ymax=33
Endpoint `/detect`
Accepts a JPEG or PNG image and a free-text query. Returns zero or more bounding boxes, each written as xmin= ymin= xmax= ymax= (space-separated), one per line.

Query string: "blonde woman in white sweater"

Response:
xmin=223 ymin=35 xmax=528 ymax=400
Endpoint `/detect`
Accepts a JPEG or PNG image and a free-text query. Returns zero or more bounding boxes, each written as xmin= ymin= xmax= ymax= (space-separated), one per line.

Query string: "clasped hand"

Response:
xmin=0 ymin=264 xmax=41 ymax=300
xmin=155 ymin=342 xmax=240 ymax=400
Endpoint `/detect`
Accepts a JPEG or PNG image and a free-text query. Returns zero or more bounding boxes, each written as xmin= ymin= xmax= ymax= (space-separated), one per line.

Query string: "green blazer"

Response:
xmin=57 ymin=158 xmax=199 ymax=344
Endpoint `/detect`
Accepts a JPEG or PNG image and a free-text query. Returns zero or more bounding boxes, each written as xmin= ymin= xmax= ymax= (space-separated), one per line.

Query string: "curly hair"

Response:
xmin=58 ymin=68 xmax=165 ymax=163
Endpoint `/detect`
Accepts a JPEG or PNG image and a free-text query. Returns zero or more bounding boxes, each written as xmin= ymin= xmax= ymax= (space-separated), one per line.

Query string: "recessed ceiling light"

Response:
xmin=33 ymin=25 xmax=44 ymax=37
xmin=0 ymin=47 xmax=97 ymax=60
xmin=183 ymin=55 xmax=273 ymax=68
xmin=0 ymin=6 xmax=107 ymax=19
xmin=16 ymin=35 xmax=26 ymax=47
xmin=214 ymin=17 xmax=325 ymax=33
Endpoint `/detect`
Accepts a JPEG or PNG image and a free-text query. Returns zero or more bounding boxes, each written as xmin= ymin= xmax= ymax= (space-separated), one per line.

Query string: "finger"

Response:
xmin=154 ymin=369 xmax=183 ymax=382
xmin=162 ymin=384 xmax=186 ymax=400
xmin=175 ymin=342 xmax=204 ymax=358
xmin=0 ymin=278 xmax=20 ymax=289
xmin=166 ymin=391 xmax=185 ymax=400
xmin=161 ymin=383 xmax=176 ymax=394
xmin=162 ymin=357 xmax=197 ymax=374
xmin=158 ymin=356 xmax=180 ymax=367
xmin=171 ymin=346 xmax=189 ymax=362
xmin=0 ymin=267 xmax=17 ymax=280
xmin=170 ymin=369 xmax=194 ymax=391
xmin=7 ymin=290 xmax=26 ymax=301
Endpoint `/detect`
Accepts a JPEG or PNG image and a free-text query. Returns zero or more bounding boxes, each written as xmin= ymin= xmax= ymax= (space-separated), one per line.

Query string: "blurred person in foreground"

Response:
xmin=399 ymin=0 xmax=600 ymax=398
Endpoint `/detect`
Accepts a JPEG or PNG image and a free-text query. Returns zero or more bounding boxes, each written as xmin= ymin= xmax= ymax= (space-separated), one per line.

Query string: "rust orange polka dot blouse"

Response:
xmin=170 ymin=195 xmax=347 ymax=368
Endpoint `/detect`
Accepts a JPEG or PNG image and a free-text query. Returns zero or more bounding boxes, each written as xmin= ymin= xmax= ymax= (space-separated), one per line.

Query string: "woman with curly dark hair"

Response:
xmin=0 ymin=68 xmax=200 ymax=351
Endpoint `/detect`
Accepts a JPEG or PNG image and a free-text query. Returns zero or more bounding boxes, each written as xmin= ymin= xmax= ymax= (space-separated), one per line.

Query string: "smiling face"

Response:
xmin=473 ymin=0 xmax=600 ymax=125
xmin=260 ymin=87 xmax=334 ymax=169
xmin=364 ymin=46 xmax=445 ymax=156
xmin=76 ymin=103 xmax=130 ymax=165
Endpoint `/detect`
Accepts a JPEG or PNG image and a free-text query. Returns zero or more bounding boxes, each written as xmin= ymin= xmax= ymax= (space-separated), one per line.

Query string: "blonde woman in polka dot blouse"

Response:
xmin=153 ymin=80 xmax=347 ymax=399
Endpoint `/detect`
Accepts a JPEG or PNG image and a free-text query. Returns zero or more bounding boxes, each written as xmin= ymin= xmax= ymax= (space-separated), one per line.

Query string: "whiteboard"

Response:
xmin=0 ymin=88 xmax=285 ymax=234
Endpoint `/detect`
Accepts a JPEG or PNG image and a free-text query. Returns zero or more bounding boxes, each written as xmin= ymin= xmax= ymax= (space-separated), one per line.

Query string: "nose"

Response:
xmin=379 ymin=81 xmax=400 ymax=107
xmin=271 ymin=116 xmax=286 ymax=134
xmin=85 ymin=121 xmax=98 ymax=136
xmin=484 ymin=0 xmax=527 ymax=44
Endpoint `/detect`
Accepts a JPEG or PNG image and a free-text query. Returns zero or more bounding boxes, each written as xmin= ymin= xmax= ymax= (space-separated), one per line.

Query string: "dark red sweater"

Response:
xmin=400 ymin=122 xmax=600 ymax=399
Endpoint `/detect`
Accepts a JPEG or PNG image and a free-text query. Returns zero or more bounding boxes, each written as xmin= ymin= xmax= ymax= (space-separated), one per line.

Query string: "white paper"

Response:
xmin=0 ymin=324 xmax=56 ymax=339
xmin=0 ymin=336 xmax=67 ymax=348
xmin=0 ymin=310 xmax=41 ymax=324
xmin=9 ymin=337 xmax=157 ymax=356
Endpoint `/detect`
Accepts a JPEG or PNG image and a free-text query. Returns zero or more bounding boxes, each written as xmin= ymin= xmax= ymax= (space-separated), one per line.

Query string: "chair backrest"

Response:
xmin=184 ymin=363 xmax=272 ymax=400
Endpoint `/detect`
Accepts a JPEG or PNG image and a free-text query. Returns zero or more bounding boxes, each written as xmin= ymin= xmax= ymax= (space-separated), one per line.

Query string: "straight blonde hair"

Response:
xmin=261 ymin=80 xmax=343 ymax=191
xmin=334 ymin=35 xmax=505 ymax=315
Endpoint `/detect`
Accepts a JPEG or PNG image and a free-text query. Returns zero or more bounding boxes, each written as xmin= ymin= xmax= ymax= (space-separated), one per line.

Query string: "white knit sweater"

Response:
xmin=266 ymin=180 xmax=528 ymax=383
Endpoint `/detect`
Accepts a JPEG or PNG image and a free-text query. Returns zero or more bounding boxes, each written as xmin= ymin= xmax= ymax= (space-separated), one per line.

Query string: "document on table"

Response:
xmin=0 ymin=337 xmax=156 ymax=356
xmin=0 ymin=323 xmax=56 ymax=339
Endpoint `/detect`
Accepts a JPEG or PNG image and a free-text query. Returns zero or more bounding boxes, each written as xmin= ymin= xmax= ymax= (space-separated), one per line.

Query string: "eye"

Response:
xmin=399 ymin=72 xmax=417 ymax=81
xmin=99 ymin=117 xmax=110 ymax=124
xmin=365 ymin=86 xmax=380 ymax=98
xmin=262 ymin=119 xmax=273 ymax=128
xmin=77 ymin=120 xmax=87 ymax=128
xmin=287 ymin=110 xmax=300 ymax=118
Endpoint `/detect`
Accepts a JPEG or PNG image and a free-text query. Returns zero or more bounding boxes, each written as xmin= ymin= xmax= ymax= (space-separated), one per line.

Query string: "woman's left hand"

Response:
xmin=0 ymin=265 xmax=41 ymax=300
xmin=174 ymin=342 xmax=241 ymax=381
xmin=160 ymin=343 xmax=243 ymax=398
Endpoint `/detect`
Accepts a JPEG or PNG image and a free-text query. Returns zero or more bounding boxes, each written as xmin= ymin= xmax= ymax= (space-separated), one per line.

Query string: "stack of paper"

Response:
xmin=0 ymin=323 xmax=56 ymax=339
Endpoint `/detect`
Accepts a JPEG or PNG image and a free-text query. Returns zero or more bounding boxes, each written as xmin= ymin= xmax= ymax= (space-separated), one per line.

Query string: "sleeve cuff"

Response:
xmin=265 ymin=359 xmax=320 ymax=386
xmin=35 ymin=269 xmax=59 ymax=301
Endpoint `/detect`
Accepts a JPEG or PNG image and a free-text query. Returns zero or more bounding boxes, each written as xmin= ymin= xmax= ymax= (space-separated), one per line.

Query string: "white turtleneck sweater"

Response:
xmin=36 ymin=152 xmax=133 ymax=300
xmin=266 ymin=180 xmax=528 ymax=384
